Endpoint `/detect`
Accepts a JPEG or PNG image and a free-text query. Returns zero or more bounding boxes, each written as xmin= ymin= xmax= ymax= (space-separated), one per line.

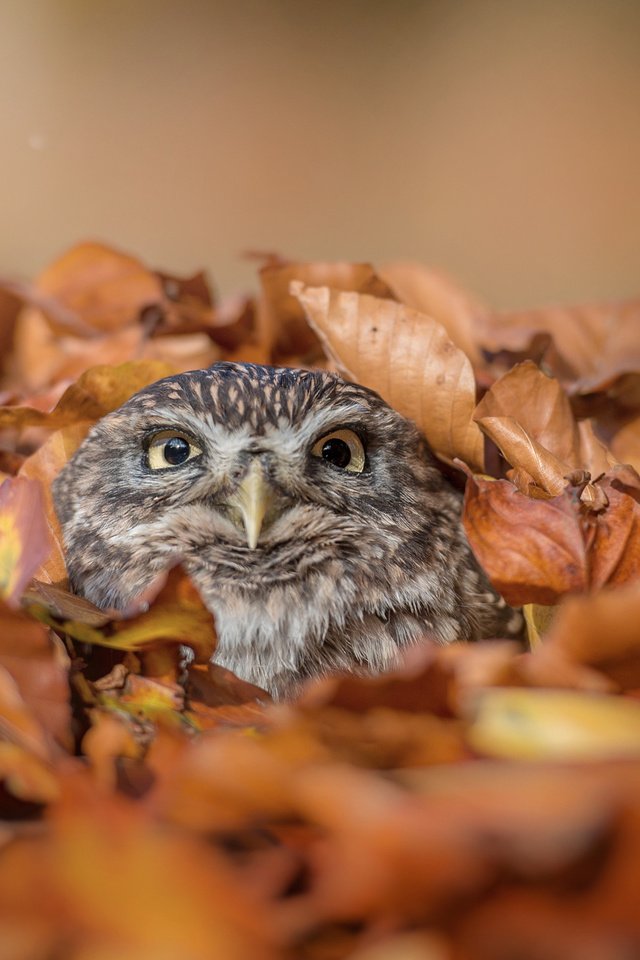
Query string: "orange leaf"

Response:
xmin=35 ymin=241 xmax=163 ymax=334
xmin=18 ymin=422 xmax=91 ymax=584
xmin=293 ymin=283 xmax=485 ymax=471
xmin=0 ymin=602 xmax=71 ymax=752
xmin=462 ymin=475 xmax=587 ymax=605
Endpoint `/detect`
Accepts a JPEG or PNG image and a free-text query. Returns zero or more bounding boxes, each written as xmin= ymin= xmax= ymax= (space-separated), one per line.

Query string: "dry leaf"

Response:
xmin=468 ymin=688 xmax=640 ymax=760
xmin=475 ymin=415 xmax=569 ymax=495
xmin=610 ymin=415 xmax=640 ymax=473
xmin=0 ymin=601 xmax=71 ymax=752
xmin=293 ymin=283 xmax=485 ymax=471
xmin=259 ymin=260 xmax=394 ymax=359
xmin=379 ymin=261 xmax=486 ymax=365
xmin=0 ymin=477 xmax=52 ymax=606
xmin=523 ymin=603 xmax=558 ymax=650
xmin=34 ymin=241 xmax=164 ymax=334
xmin=474 ymin=360 xmax=581 ymax=471
xmin=462 ymin=475 xmax=587 ymax=605
xmin=0 ymin=359 xmax=174 ymax=433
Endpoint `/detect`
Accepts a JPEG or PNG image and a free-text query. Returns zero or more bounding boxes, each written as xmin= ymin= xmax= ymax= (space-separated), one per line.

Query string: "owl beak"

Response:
xmin=228 ymin=459 xmax=276 ymax=549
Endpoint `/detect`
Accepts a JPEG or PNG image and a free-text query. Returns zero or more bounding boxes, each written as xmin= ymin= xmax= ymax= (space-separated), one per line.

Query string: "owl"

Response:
xmin=52 ymin=362 xmax=522 ymax=698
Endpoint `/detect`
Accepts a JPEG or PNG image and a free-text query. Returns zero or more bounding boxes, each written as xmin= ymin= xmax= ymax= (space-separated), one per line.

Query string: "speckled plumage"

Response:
xmin=53 ymin=362 xmax=522 ymax=698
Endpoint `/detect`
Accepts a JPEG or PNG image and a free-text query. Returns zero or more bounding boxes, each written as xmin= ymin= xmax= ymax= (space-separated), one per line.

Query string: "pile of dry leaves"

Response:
xmin=0 ymin=242 xmax=639 ymax=960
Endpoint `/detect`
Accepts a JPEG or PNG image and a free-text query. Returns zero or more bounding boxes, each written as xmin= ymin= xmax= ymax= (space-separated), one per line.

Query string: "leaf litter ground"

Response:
xmin=0 ymin=243 xmax=639 ymax=959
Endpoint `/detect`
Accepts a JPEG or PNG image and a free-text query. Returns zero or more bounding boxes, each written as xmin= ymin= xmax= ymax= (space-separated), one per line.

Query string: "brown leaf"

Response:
xmin=34 ymin=241 xmax=164 ymax=334
xmin=82 ymin=709 xmax=144 ymax=791
xmin=379 ymin=261 xmax=486 ymax=366
xmin=482 ymin=297 xmax=638 ymax=383
xmin=296 ymin=644 xmax=451 ymax=716
xmin=0 ymin=741 xmax=60 ymax=805
xmin=0 ymin=359 xmax=174 ymax=433
xmin=542 ymin=581 xmax=640 ymax=691
xmin=474 ymin=361 xmax=582 ymax=490
xmin=610 ymin=415 xmax=640 ymax=473
xmin=523 ymin=603 xmax=558 ymax=650
xmin=576 ymin=419 xmax=618 ymax=477
xmin=475 ymin=415 xmax=569 ymax=495
xmin=0 ymin=778 xmax=276 ymax=960
xmin=0 ymin=477 xmax=52 ymax=606
xmin=462 ymin=475 xmax=587 ymax=605
xmin=259 ymin=260 xmax=395 ymax=360
xmin=18 ymin=422 xmax=92 ymax=584
xmin=587 ymin=474 xmax=640 ymax=590
xmin=187 ymin=662 xmax=271 ymax=709
xmin=0 ymin=602 xmax=71 ymax=752
xmin=293 ymin=283 xmax=485 ymax=471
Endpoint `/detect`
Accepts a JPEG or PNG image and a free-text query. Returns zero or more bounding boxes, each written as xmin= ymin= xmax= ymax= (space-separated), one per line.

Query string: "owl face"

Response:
xmin=53 ymin=363 xmax=449 ymax=610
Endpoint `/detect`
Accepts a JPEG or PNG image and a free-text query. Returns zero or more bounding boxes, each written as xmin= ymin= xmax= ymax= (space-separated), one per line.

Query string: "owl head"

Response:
xmin=52 ymin=362 xmax=456 ymax=613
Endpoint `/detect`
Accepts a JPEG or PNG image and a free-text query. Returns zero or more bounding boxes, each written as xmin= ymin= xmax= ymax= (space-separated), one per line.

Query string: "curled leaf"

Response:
xmin=292 ymin=283 xmax=485 ymax=471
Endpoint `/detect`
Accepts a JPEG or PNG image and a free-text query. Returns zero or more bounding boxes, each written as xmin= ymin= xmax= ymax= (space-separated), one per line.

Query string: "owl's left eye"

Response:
xmin=146 ymin=431 xmax=202 ymax=470
xmin=311 ymin=429 xmax=366 ymax=474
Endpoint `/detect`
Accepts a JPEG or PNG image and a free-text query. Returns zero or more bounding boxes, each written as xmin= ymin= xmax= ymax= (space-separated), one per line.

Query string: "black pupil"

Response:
xmin=163 ymin=437 xmax=190 ymax=465
xmin=321 ymin=438 xmax=352 ymax=469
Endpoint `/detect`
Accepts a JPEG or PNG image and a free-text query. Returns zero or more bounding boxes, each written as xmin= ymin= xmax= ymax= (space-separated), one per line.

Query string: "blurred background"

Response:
xmin=1 ymin=0 xmax=639 ymax=308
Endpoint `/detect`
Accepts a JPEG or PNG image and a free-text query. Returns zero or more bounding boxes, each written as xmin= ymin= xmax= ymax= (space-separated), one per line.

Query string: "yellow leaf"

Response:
xmin=469 ymin=688 xmax=640 ymax=760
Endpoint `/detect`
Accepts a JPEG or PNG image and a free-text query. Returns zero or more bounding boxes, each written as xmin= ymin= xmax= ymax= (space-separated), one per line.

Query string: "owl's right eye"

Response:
xmin=146 ymin=431 xmax=202 ymax=470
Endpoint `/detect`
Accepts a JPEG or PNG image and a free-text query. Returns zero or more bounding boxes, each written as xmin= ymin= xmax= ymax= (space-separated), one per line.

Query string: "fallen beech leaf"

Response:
xmin=611 ymin=415 xmax=640 ymax=473
xmin=481 ymin=298 xmax=631 ymax=382
xmin=473 ymin=360 xmax=593 ymax=495
xmin=462 ymin=475 xmax=587 ymax=604
xmin=576 ymin=419 xmax=618 ymax=477
xmin=18 ymin=422 xmax=91 ymax=583
xmin=542 ymin=582 xmax=640 ymax=690
xmin=475 ymin=415 xmax=568 ymax=495
xmin=475 ymin=362 xmax=581 ymax=467
xmin=0 ymin=779 xmax=276 ymax=960
xmin=82 ymin=710 xmax=143 ymax=791
xmin=468 ymin=688 xmax=640 ymax=760
xmin=35 ymin=566 xmax=217 ymax=663
xmin=34 ymin=241 xmax=164 ymax=334
xmin=0 ymin=477 xmax=51 ymax=606
xmin=293 ymin=283 xmax=485 ymax=471
xmin=25 ymin=580 xmax=113 ymax=627
xmin=523 ymin=603 xmax=558 ymax=650
xmin=379 ymin=261 xmax=486 ymax=366
xmin=0 ymin=359 xmax=173 ymax=433
xmin=0 ymin=666 xmax=51 ymax=759
xmin=259 ymin=260 xmax=394 ymax=359
xmin=187 ymin=662 xmax=271 ymax=708
xmin=0 ymin=602 xmax=71 ymax=752
xmin=587 ymin=474 xmax=640 ymax=589
xmin=0 ymin=741 xmax=59 ymax=805
xmin=297 ymin=644 xmax=450 ymax=715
